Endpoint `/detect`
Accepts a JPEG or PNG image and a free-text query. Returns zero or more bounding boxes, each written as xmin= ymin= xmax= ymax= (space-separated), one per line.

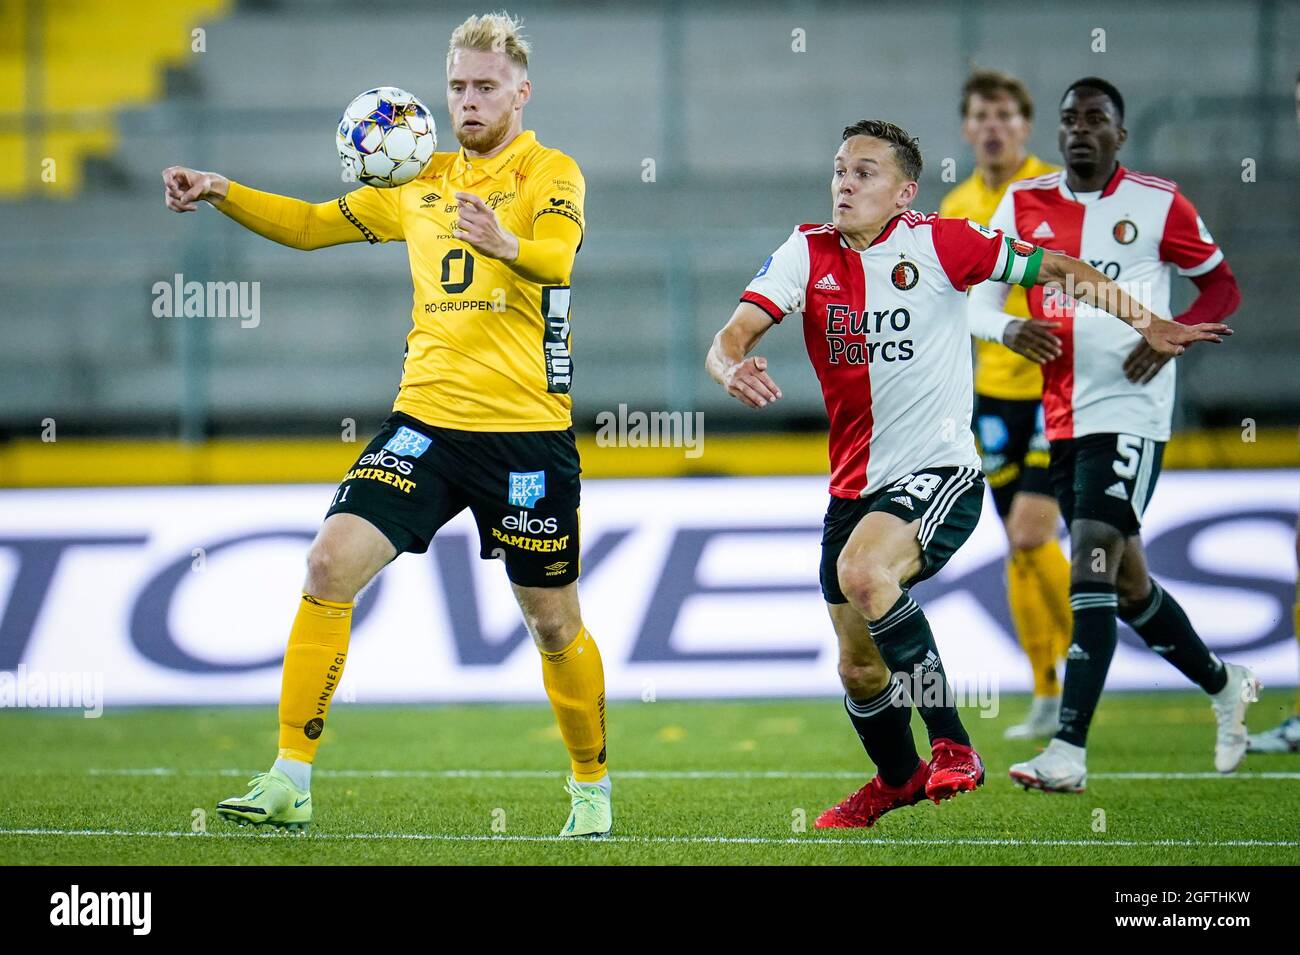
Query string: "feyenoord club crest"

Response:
xmin=1009 ymin=238 xmax=1036 ymax=257
xmin=1113 ymin=219 xmax=1139 ymax=244
xmin=891 ymin=258 xmax=919 ymax=290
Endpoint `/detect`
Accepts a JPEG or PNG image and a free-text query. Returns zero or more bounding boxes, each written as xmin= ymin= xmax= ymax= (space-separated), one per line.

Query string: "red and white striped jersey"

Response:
xmin=973 ymin=165 xmax=1224 ymax=442
xmin=742 ymin=211 xmax=1042 ymax=499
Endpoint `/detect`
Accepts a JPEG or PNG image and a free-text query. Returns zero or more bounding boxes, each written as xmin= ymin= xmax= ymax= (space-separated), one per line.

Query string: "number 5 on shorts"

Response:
xmin=1113 ymin=435 xmax=1142 ymax=479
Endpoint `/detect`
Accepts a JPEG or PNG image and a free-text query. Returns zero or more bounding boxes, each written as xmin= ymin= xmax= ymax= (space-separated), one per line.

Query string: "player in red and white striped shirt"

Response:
xmin=968 ymin=78 xmax=1256 ymax=791
xmin=705 ymin=118 xmax=1227 ymax=828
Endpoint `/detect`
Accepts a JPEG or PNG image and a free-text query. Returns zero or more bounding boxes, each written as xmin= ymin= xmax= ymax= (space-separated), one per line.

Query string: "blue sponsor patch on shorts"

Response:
xmin=977 ymin=415 xmax=1010 ymax=453
xmin=383 ymin=426 xmax=432 ymax=458
xmin=508 ymin=470 xmax=546 ymax=508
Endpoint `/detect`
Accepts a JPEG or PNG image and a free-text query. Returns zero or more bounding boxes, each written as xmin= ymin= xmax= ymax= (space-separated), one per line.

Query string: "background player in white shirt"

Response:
xmin=705 ymin=118 xmax=1228 ymax=828
xmin=968 ymin=79 xmax=1255 ymax=791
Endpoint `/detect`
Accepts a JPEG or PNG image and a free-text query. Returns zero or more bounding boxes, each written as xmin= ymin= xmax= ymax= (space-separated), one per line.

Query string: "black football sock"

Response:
xmin=844 ymin=679 xmax=921 ymax=787
xmin=869 ymin=593 xmax=970 ymax=747
xmin=1121 ymin=579 xmax=1227 ymax=694
xmin=1057 ymin=582 xmax=1118 ymax=747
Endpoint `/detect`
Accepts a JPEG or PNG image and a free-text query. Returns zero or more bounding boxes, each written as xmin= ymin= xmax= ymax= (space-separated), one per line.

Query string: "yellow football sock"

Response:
xmin=277 ymin=594 xmax=352 ymax=763
xmin=540 ymin=627 xmax=608 ymax=782
xmin=1007 ymin=540 xmax=1072 ymax=697
xmin=1031 ymin=539 xmax=1075 ymax=664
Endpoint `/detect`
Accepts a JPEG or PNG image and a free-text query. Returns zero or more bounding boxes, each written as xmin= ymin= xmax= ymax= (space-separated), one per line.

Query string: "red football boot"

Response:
xmin=814 ymin=761 xmax=930 ymax=829
xmin=925 ymin=738 xmax=985 ymax=803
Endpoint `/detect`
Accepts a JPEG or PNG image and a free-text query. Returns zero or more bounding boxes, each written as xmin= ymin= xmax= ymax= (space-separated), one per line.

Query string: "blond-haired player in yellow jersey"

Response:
xmin=940 ymin=69 xmax=1072 ymax=739
xmin=161 ymin=12 xmax=612 ymax=837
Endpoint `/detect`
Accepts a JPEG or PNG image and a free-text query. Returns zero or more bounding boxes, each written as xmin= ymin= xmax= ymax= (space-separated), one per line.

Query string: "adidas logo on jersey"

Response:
xmin=1105 ymin=481 xmax=1129 ymax=501
xmin=1031 ymin=220 xmax=1055 ymax=240
xmin=891 ymin=495 xmax=914 ymax=510
xmin=814 ymin=272 xmax=841 ymax=291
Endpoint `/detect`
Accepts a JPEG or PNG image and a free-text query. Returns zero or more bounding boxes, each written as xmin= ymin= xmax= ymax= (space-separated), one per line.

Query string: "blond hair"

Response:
xmin=447 ymin=11 xmax=531 ymax=72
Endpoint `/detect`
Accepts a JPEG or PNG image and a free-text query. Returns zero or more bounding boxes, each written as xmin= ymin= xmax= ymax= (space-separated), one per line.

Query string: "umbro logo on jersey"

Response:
xmin=420 ymin=192 xmax=442 ymax=207
xmin=891 ymin=495 xmax=914 ymax=510
xmin=1105 ymin=481 xmax=1130 ymax=501
xmin=814 ymin=273 xmax=841 ymax=291
xmin=1031 ymin=220 xmax=1055 ymax=240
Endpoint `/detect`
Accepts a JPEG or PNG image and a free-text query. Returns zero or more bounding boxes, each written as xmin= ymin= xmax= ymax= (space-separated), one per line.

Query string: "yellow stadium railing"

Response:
xmin=0 ymin=428 xmax=1296 ymax=488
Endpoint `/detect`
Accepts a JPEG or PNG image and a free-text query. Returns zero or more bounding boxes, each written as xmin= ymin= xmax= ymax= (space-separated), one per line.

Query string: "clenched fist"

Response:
xmin=162 ymin=166 xmax=229 ymax=212
xmin=452 ymin=191 xmax=519 ymax=260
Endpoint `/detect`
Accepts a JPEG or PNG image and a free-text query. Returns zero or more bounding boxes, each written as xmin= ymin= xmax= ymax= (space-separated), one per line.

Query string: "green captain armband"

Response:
xmin=1018 ymin=245 xmax=1044 ymax=288
xmin=995 ymin=236 xmax=1044 ymax=288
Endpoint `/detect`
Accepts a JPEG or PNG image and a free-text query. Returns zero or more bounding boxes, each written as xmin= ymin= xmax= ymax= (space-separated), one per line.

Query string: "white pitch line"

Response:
xmin=82 ymin=767 xmax=1300 ymax=781
xmin=1092 ymin=771 xmax=1300 ymax=780
xmin=0 ymin=828 xmax=1296 ymax=848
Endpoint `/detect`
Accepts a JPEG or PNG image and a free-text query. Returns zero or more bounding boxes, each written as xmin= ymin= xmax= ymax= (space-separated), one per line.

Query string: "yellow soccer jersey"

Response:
xmin=340 ymin=129 xmax=585 ymax=431
xmin=940 ymin=154 xmax=1058 ymax=400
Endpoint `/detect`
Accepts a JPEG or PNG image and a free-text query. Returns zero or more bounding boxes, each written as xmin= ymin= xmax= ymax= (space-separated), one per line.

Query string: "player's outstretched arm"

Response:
xmin=706 ymin=302 xmax=783 ymax=409
xmin=1035 ymin=251 xmax=1232 ymax=358
xmin=161 ymin=166 xmax=374 ymax=250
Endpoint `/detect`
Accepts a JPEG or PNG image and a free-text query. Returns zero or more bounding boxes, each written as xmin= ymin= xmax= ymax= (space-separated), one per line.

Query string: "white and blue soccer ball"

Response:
xmin=336 ymin=87 xmax=436 ymax=188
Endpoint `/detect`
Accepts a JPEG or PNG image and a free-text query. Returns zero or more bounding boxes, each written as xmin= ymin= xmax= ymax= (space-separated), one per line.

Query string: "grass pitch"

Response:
xmin=1 ymin=691 xmax=1297 ymax=865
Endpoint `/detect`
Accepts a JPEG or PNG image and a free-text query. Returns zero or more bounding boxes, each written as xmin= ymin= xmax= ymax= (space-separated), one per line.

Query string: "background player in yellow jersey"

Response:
xmin=160 ymin=12 xmax=612 ymax=836
xmin=939 ymin=69 xmax=1072 ymax=739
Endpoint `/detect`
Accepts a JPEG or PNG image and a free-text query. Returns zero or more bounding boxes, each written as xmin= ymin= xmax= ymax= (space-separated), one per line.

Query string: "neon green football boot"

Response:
xmin=560 ymin=776 xmax=612 ymax=838
xmin=215 ymin=769 xmax=312 ymax=831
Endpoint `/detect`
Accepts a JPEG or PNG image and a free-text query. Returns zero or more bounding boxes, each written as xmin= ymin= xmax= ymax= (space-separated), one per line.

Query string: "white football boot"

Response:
xmin=1211 ymin=663 xmax=1260 ymax=773
xmin=1247 ymin=715 xmax=1300 ymax=754
xmin=1009 ymin=738 xmax=1087 ymax=793
xmin=1003 ymin=695 xmax=1062 ymax=740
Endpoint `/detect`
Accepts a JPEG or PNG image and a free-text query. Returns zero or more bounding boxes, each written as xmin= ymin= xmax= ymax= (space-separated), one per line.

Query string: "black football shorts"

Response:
xmin=972 ymin=394 xmax=1053 ymax=518
xmin=821 ymin=465 xmax=984 ymax=604
xmin=1049 ymin=432 xmax=1165 ymax=536
xmin=326 ymin=412 xmax=581 ymax=588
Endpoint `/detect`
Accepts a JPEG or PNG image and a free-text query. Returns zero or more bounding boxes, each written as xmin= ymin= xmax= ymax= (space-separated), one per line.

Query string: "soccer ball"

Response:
xmin=336 ymin=87 xmax=436 ymax=188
